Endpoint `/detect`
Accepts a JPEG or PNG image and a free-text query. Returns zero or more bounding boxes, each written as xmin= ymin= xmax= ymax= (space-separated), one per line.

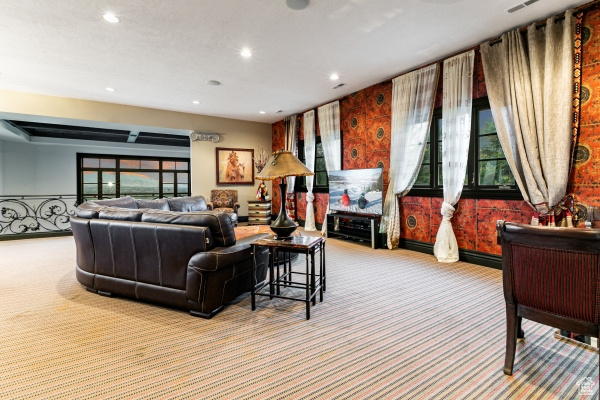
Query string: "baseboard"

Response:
xmin=0 ymin=231 xmax=73 ymax=241
xmin=256 ymin=219 xmax=502 ymax=270
xmin=398 ymin=239 xmax=501 ymax=270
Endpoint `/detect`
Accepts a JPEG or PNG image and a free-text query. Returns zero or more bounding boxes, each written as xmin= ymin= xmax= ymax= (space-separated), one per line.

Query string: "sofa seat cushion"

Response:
xmin=167 ymin=196 xmax=209 ymax=212
xmin=136 ymin=198 xmax=170 ymax=210
xmin=214 ymin=207 xmax=235 ymax=213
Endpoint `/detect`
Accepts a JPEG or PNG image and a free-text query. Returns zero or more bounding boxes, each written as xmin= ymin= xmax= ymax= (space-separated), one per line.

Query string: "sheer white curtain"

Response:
xmin=317 ymin=101 xmax=341 ymax=236
xmin=480 ymin=10 xmax=574 ymax=213
xmin=381 ymin=64 xmax=439 ymax=249
xmin=284 ymin=115 xmax=298 ymax=220
xmin=303 ymin=110 xmax=317 ymax=231
xmin=433 ymin=50 xmax=475 ymax=263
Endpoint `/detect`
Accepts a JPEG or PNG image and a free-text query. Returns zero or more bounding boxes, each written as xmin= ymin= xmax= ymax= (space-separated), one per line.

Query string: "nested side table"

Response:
xmin=250 ymin=235 xmax=326 ymax=320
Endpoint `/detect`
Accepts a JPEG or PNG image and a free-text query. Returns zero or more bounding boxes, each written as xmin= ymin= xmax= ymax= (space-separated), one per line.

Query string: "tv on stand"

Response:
xmin=326 ymin=168 xmax=384 ymax=249
xmin=328 ymin=168 xmax=383 ymax=216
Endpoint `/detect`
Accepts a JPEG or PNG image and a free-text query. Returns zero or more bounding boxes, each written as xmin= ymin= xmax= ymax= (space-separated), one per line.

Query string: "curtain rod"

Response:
xmin=489 ymin=15 xmax=569 ymax=46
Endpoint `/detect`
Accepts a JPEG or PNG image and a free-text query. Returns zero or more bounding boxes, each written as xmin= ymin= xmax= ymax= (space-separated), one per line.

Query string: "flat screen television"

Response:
xmin=328 ymin=168 xmax=383 ymax=215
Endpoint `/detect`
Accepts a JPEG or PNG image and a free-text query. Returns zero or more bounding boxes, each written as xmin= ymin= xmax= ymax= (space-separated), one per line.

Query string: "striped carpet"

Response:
xmin=0 ymin=233 xmax=598 ymax=399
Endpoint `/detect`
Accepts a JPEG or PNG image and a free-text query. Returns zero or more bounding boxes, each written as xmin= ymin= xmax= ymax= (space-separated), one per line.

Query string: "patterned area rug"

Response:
xmin=0 ymin=235 xmax=598 ymax=399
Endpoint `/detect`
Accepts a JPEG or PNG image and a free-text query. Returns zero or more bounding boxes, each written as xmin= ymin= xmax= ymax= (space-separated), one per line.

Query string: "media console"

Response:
xmin=326 ymin=213 xmax=382 ymax=249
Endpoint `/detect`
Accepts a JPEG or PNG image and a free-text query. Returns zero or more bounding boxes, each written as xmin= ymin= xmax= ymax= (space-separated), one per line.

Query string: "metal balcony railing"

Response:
xmin=0 ymin=195 xmax=78 ymax=237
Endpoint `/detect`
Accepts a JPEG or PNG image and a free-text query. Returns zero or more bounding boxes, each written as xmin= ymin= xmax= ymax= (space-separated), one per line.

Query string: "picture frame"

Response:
xmin=216 ymin=148 xmax=255 ymax=185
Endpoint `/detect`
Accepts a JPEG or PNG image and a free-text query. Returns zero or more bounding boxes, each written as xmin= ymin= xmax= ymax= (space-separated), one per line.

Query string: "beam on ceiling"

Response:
xmin=127 ymin=130 xmax=140 ymax=143
xmin=0 ymin=120 xmax=31 ymax=142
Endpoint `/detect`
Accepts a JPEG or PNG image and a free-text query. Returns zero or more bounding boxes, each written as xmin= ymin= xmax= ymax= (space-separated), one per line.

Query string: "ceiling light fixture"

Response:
xmin=286 ymin=0 xmax=309 ymax=10
xmin=330 ymin=73 xmax=340 ymax=81
xmin=241 ymin=48 xmax=252 ymax=58
xmin=192 ymin=100 xmax=200 ymax=104
xmin=105 ymin=87 xmax=115 ymax=92
xmin=207 ymin=80 xmax=221 ymax=86
xmin=259 ymin=111 xmax=266 ymax=114
xmin=102 ymin=13 xmax=119 ymax=23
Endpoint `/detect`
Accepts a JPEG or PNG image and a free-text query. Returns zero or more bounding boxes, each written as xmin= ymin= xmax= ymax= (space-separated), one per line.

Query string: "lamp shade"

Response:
xmin=255 ymin=150 xmax=314 ymax=239
xmin=255 ymin=150 xmax=314 ymax=181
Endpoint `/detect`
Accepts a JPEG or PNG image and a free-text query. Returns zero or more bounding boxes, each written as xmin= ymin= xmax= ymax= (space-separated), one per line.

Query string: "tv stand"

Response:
xmin=326 ymin=213 xmax=382 ymax=249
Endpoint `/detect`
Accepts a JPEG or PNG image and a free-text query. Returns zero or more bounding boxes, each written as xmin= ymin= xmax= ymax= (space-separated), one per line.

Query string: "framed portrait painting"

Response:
xmin=216 ymin=148 xmax=254 ymax=185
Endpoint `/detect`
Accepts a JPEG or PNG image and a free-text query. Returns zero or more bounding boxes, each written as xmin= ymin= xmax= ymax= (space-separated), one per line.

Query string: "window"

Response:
xmin=77 ymin=154 xmax=191 ymax=203
xmin=295 ymin=137 xmax=329 ymax=193
xmin=410 ymin=97 xmax=520 ymax=199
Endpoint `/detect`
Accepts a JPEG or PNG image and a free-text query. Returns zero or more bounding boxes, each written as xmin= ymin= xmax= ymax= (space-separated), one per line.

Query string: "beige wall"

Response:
xmin=0 ymin=90 xmax=272 ymax=214
xmin=192 ymin=137 xmax=273 ymax=216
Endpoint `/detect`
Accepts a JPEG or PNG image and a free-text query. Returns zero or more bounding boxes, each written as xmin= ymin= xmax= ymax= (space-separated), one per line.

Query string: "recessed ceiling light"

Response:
xmin=330 ymin=73 xmax=340 ymax=81
xmin=241 ymin=48 xmax=252 ymax=58
xmin=192 ymin=100 xmax=200 ymax=104
xmin=259 ymin=111 xmax=266 ymax=114
xmin=105 ymin=87 xmax=115 ymax=92
xmin=102 ymin=13 xmax=119 ymax=23
xmin=207 ymin=80 xmax=221 ymax=86
xmin=286 ymin=0 xmax=309 ymax=10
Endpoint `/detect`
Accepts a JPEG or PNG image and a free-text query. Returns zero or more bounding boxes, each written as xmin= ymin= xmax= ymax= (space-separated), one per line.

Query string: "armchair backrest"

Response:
xmin=496 ymin=220 xmax=600 ymax=325
xmin=210 ymin=190 xmax=238 ymax=209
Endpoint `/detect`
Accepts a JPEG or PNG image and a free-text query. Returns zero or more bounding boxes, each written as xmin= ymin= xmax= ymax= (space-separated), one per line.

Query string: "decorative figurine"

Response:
xmin=256 ymin=181 xmax=268 ymax=201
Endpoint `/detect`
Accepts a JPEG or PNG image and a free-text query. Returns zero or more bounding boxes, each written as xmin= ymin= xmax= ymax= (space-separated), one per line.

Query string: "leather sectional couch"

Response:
xmin=70 ymin=196 xmax=268 ymax=318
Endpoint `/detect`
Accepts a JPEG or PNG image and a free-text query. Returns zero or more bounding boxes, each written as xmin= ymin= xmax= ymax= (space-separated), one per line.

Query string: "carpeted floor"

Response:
xmin=0 ymin=233 xmax=598 ymax=399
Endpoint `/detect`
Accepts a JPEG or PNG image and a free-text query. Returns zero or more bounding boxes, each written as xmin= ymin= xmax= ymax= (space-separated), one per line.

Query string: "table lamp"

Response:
xmin=256 ymin=150 xmax=314 ymax=239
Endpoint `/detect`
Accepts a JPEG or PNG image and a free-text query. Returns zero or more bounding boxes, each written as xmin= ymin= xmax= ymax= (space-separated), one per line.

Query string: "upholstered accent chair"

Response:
xmin=210 ymin=190 xmax=240 ymax=226
xmin=496 ymin=220 xmax=600 ymax=375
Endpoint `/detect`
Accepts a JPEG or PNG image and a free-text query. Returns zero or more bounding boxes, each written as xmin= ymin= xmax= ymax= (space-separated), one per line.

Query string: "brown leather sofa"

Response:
xmin=70 ymin=196 xmax=268 ymax=318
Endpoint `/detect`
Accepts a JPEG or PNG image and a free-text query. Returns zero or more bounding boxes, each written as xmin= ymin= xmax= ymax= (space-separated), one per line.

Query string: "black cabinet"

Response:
xmin=326 ymin=213 xmax=383 ymax=249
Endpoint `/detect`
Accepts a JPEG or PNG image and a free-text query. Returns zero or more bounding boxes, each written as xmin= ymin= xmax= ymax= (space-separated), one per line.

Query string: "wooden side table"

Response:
xmin=248 ymin=200 xmax=272 ymax=225
xmin=250 ymin=235 xmax=326 ymax=320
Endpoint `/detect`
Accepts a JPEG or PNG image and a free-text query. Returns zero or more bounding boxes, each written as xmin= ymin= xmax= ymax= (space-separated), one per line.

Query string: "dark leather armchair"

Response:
xmin=210 ymin=190 xmax=240 ymax=226
xmin=496 ymin=220 xmax=600 ymax=375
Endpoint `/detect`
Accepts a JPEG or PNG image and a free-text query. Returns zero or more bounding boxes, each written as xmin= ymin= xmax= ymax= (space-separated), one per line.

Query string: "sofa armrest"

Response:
xmin=187 ymin=233 xmax=268 ymax=272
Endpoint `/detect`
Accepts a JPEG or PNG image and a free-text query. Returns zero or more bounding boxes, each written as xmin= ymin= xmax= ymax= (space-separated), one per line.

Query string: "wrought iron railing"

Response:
xmin=0 ymin=195 xmax=78 ymax=236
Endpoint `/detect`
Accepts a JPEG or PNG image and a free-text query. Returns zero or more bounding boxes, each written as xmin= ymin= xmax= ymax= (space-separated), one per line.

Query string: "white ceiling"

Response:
xmin=0 ymin=0 xmax=591 ymax=125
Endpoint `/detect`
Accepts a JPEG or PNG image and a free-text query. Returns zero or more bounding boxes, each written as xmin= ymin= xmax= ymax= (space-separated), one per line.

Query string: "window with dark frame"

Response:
xmin=77 ymin=154 xmax=191 ymax=203
xmin=410 ymin=97 xmax=521 ymax=200
xmin=295 ymin=136 xmax=329 ymax=193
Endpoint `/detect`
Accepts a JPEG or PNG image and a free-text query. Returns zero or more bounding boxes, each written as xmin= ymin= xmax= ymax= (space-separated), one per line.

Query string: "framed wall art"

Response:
xmin=216 ymin=148 xmax=254 ymax=185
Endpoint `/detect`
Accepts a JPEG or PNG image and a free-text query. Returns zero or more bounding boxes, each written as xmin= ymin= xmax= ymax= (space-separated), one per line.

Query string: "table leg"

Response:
xmin=305 ymin=251 xmax=310 ymax=320
xmin=276 ymin=249 xmax=281 ymax=295
xmin=322 ymin=242 xmax=326 ymax=292
xmin=251 ymin=245 xmax=256 ymax=310
xmin=269 ymin=249 xmax=274 ymax=300
xmin=311 ymin=249 xmax=316 ymax=306
xmin=319 ymin=242 xmax=324 ymax=302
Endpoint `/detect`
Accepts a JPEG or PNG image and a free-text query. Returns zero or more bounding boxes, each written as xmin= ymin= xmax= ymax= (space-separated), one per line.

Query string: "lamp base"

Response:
xmin=269 ymin=181 xmax=298 ymax=239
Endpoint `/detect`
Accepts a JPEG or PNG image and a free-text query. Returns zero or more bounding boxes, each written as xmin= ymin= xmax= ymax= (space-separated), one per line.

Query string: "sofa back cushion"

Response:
xmin=167 ymin=196 xmax=209 ymax=212
xmin=91 ymin=196 xmax=139 ymax=209
xmin=99 ymin=208 xmax=144 ymax=221
xmin=136 ymin=198 xmax=170 ymax=210
xmin=89 ymin=219 xmax=210 ymax=290
xmin=141 ymin=211 xmax=235 ymax=247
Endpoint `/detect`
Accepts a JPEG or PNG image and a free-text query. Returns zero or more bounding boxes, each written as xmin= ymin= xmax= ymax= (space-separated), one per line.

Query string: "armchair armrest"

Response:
xmin=233 ymin=202 xmax=240 ymax=213
xmin=206 ymin=201 xmax=213 ymax=210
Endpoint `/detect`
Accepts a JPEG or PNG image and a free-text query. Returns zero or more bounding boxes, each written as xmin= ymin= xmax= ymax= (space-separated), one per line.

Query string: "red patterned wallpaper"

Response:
xmin=271 ymin=7 xmax=600 ymax=256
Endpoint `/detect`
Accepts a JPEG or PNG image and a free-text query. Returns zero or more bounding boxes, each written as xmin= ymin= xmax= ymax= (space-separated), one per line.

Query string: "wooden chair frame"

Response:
xmin=496 ymin=220 xmax=600 ymax=375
